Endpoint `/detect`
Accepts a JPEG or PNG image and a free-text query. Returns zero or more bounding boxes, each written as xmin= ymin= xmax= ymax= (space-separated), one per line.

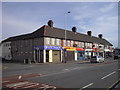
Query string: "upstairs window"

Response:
xmin=71 ymin=41 xmax=73 ymax=47
xmin=82 ymin=42 xmax=84 ymax=48
xmin=67 ymin=40 xmax=70 ymax=46
xmin=63 ymin=40 xmax=66 ymax=46
xmin=56 ymin=39 xmax=60 ymax=45
xmin=78 ymin=42 xmax=81 ymax=47
xmin=51 ymin=38 xmax=55 ymax=45
xmin=46 ymin=37 xmax=50 ymax=45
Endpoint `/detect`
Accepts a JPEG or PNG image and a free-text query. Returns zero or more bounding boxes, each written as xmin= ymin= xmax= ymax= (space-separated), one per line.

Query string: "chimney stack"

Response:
xmin=72 ymin=27 xmax=77 ymax=32
xmin=87 ymin=31 xmax=92 ymax=36
xmin=98 ymin=34 xmax=103 ymax=38
xmin=48 ymin=20 xmax=53 ymax=27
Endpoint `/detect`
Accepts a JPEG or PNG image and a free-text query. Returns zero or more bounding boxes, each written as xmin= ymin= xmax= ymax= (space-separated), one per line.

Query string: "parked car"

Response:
xmin=90 ymin=56 xmax=104 ymax=63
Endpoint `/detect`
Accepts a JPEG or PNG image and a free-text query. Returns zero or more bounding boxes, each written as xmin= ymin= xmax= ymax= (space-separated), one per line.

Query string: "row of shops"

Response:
xmin=34 ymin=46 xmax=113 ymax=63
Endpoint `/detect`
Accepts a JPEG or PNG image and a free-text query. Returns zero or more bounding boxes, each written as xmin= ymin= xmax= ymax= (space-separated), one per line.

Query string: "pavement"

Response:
xmin=2 ymin=58 xmax=120 ymax=89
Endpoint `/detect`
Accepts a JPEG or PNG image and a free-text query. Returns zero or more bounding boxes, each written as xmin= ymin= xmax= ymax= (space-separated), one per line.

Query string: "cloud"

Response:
xmin=72 ymin=2 xmax=118 ymax=47
xmin=99 ymin=3 xmax=116 ymax=13
xmin=2 ymin=15 xmax=44 ymax=39
xmin=2 ymin=2 xmax=118 ymax=47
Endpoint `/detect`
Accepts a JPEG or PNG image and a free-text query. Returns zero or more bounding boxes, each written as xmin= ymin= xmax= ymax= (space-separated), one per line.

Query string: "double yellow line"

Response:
xmin=106 ymin=78 xmax=120 ymax=90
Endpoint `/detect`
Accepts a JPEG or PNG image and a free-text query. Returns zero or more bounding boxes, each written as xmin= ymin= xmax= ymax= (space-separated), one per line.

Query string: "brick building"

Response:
xmin=1 ymin=20 xmax=113 ymax=63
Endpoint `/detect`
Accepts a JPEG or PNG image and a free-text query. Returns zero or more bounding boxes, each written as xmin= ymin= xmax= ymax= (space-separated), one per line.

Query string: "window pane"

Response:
xmin=67 ymin=40 xmax=70 ymax=46
xmin=71 ymin=41 xmax=73 ymax=47
xmin=52 ymin=38 xmax=55 ymax=45
xmin=46 ymin=38 xmax=50 ymax=45
xmin=63 ymin=40 xmax=66 ymax=46
xmin=56 ymin=39 xmax=60 ymax=45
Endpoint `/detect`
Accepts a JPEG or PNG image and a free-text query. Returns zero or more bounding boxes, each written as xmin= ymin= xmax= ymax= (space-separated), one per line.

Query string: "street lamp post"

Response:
xmin=64 ymin=11 xmax=70 ymax=63
xmin=64 ymin=11 xmax=70 ymax=42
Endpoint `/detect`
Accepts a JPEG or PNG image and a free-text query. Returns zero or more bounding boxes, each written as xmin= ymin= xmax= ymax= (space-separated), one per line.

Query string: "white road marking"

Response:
xmin=40 ymin=70 xmax=70 ymax=77
xmin=41 ymin=67 xmax=84 ymax=77
xmin=64 ymin=69 xmax=69 ymax=71
xmin=82 ymin=83 xmax=93 ymax=88
xmin=101 ymin=71 xmax=116 ymax=79
xmin=2 ymin=80 xmax=10 ymax=83
xmin=22 ymin=83 xmax=39 ymax=89
xmin=63 ymin=67 xmax=83 ymax=71
xmin=6 ymin=81 xmax=29 ymax=88
xmin=14 ymin=82 xmax=37 ymax=89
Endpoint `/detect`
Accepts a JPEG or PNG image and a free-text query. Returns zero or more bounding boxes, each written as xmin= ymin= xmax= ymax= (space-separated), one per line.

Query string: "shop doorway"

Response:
xmin=77 ymin=51 xmax=85 ymax=60
xmin=52 ymin=50 xmax=61 ymax=62
xmin=46 ymin=50 xmax=49 ymax=62
xmin=66 ymin=51 xmax=75 ymax=61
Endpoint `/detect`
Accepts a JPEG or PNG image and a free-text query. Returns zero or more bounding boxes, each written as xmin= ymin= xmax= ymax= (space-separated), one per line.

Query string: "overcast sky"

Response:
xmin=2 ymin=2 xmax=118 ymax=47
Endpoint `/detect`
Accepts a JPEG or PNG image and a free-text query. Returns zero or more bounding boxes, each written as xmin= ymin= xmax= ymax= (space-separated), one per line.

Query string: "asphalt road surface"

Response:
xmin=2 ymin=59 xmax=120 ymax=89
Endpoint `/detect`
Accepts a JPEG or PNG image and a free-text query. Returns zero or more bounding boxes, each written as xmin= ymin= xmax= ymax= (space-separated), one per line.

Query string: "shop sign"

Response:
xmin=34 ymin=46 xmax=62 ymax=50
xmin=110 ymin=50 xmax=113 ymax=52
xmin=34 ymin=46 xmax=44 ymax=50
xmin=76 ymin=48 xmax=84 ymax=51
xmin=104 ymin=49 xmax=110 ymax=52
xmin=63 ymin=47 xmax=76 ymax=51
xmin=100 ymin=49 xmax=104 ymax=52
xmin=44 ymin=46 xmax=62 ymax=50
xmin=85 ymin=49 xmax=93 ymax=51
xmin=93 ymin=48 xmax=100 ymax=52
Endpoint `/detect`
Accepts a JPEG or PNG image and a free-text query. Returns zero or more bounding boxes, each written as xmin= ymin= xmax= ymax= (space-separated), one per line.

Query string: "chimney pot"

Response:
xmin=98 ymin=34 xmax=103 ymax=38
xmin=48 ymin=20 xmax=53 ymax=27
xmin=87 ymin=31 xmax=92 ymax=36
xmin=72 ymin=27 xmax=77 ymax=32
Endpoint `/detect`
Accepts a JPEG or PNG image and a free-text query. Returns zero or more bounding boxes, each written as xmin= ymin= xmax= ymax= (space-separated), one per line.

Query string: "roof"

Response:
xmin=44 ymin=25 xmax=113 ymax=46
xmin=2 ymin=25 xmax=113 ymax=46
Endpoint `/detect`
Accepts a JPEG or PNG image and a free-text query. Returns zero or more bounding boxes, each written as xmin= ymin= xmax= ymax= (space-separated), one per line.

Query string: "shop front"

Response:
xmin=63 ymin=47 xmax=75 ymax=61
xmin=104 ymin=49 xmax=113 ymax=58
xmin=99 ymin=49 xmax=104 ymax=57
xmin=76 ymin=48 xmax=85 ymax=60
xmin=93 ymin=48 xmax=100 ymax=56
xmin=34 ymin=46 xmax=62 ymax=63
xmin=85 ymin=49 xmax=93 ymax=59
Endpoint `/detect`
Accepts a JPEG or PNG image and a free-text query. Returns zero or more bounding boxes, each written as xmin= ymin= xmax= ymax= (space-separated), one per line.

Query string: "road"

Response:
xmin=2 ymin=59 xmax=120 ymax=89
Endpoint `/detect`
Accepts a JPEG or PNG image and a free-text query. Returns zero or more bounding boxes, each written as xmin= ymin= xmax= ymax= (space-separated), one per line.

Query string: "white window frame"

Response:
xmin=71 ymin=41 xmax=73 ymax=47
xmin=56 ymin=39 xmax=60 ymax=46
xmin=46 ymin=37 xmax=50 ymax=45
xmin=51 ymin=38 xmax=55 ymax=45
xmin=63 ymin=40 xmax=66 ymax=46
xmin=82 ymin=42 xmax=84 ymax=48
xmin=67 ymin=40 xmax=70 ymax=46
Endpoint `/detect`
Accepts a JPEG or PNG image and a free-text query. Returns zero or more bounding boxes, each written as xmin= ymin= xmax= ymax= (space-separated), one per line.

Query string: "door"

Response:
xmin=66 ymin=51 xmax=75 ymax=61
xmin=52 ymin=50 xmax=61 ymax=62
xmin=77 ymin=51 xmax=84 ymax=60
xmin=46 ymin=50 xmax=49 ymax=62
